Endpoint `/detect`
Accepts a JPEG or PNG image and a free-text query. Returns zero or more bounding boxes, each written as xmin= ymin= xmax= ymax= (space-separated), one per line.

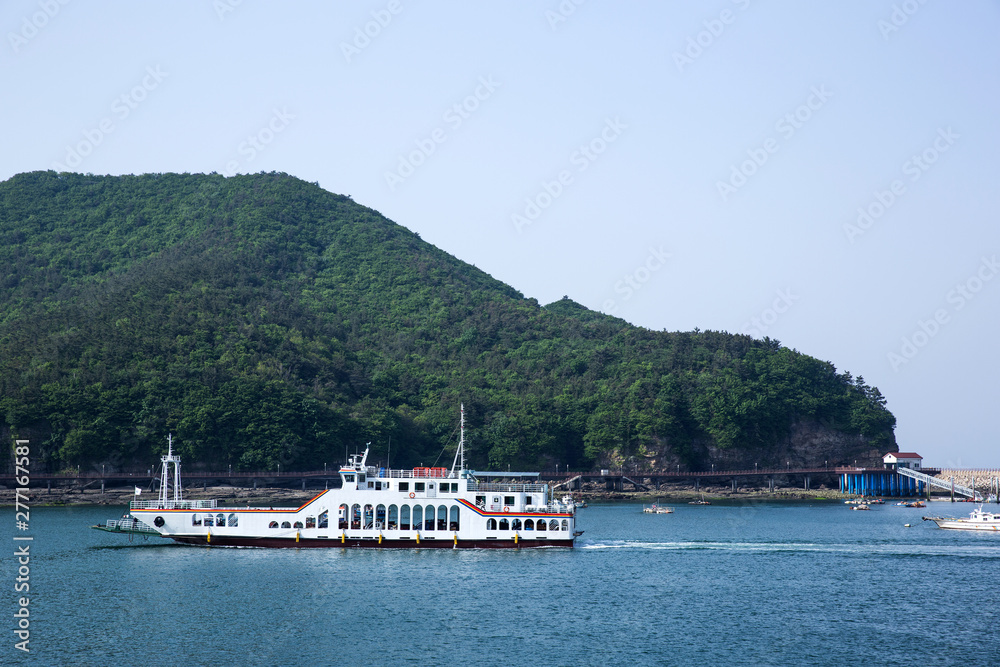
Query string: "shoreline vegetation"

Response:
xmin=2 ymin=481 xmax=964 ymax=508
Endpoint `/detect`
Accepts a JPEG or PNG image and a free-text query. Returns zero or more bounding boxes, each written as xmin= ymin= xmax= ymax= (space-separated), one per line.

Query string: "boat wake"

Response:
xmin=580 ymin=540 xmax=1000 ymax=558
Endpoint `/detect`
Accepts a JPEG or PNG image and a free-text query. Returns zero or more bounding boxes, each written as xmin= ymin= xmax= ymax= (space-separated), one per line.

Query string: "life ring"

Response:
xmin=503 ymin=506 xmax=510 ymax=513
xmin=409 ymin=492 xmax=415 ymax=498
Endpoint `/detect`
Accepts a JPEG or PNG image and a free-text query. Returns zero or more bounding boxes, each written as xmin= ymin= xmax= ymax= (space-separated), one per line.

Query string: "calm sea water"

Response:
xmin=3 ymin=500 xmax=999 ymax=666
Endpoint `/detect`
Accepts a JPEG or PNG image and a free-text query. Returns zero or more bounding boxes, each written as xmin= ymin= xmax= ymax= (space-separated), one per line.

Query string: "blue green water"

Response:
xmin=3 ymin=500 xmax=999 ymax=666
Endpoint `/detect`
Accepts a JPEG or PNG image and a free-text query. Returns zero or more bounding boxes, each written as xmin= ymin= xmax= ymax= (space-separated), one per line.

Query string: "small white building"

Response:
xmin=883 ymin=452 xmax=923 ymax=470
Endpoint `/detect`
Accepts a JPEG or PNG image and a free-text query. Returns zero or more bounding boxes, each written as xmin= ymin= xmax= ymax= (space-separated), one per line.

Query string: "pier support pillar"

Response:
xmin=695 ymin=479 xmax=700 ymax=492
xmin=302 ymin=479 xmax=306 ymax=491
xmin=254 ymin=478 xmax=258 ymax=490
xmin=769 ymin=476 xmax=774 ymax=492
xmin=805 ymin=475 xmax=810 ymax=490
xmin=732 ymin=478 xmax=737 ymax=492
xmin=101 ymin=480 xmax=105 ymax=495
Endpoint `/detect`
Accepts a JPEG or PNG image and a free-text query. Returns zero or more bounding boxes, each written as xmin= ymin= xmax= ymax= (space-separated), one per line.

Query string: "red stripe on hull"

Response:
xmin=170 ymin=536 xmax=574 ymax=549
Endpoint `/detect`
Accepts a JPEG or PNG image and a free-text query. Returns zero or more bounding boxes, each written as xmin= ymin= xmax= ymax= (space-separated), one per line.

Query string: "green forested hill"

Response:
xmin=0 ymin=171 xmax=895 ymax=473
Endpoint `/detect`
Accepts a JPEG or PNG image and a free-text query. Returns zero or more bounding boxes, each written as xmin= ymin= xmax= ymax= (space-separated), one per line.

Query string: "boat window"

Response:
xmin=351 ymin=504 xmax=361 ymax=530
xmin=204 ymin=516 xmax=214 ymax=527
xmin=318 ymin=511 xmax=329 ymax=529
xmin=424 ymin=505 xmax=434 ymax=531
xmin=549 ymin=519 xmax=559 ymax=531
xmin=269 ymin=521 xmax=279 ymax=528
xmin=561 ymin=519 xmax=569 ymax=531
xmin=388 ymin=505 xmax=398 ymax=530
xmin=499 ymin=518 xmax=509 ymax=531
xmin=192 ymin=514 xmax=202 ymax=526
xmin=344 ymin=474 xmax=354 ymax=483
xmin=228 ymin=513 xmax=238 ymax=528
xmin=504 ymin=496 xmax=515 ymax=506
xmin=524 ymin=519 xmax=534 ymax=530
xmin=216 ymin=513 xmax=226 ymax=527
xmin=376 ymin=504 xmax=387 ymax=529
xmin=399 ymin=482 xmax=409 ymax=491
xmin=536 ymin=520 xmax=546 ymax=531
xmin=512 ymin=518 xmax=522 ymax=530
xmin=413 ymin=505 xmax=423 ymax=530
xmin=358 ymin=474 xmax=366 ymax=483
xmin=281 ymin=521 xmax=291 ymax=529
xmin=364 ymin=504 xmax=374 ymax=529
xmin=400 ymin=504 xmax=411 ymax=530
xmin=305 ymin=516 xmax=316 ymax=529
xmin=525 ymin=496 xmax=533 ymax=506
xmin=475 ymin=496 xmax=486 ymax=508
xmin=449 ymin=505 xmax=460 ymax=531
xmin=293 ymin=521 xmax=303 ymax=529
xmin=415 ymin=482 xmax=425 ymax=492
xmin=338 ymin=504 xmax=348 ymax=529
xmin=437 ymin=505 xmax=447 ymax=531
xmin=487 ymin=518 xmax=497 ymax=530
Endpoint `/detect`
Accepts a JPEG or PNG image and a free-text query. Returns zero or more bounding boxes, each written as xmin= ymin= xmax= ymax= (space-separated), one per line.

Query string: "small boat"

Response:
xmin=923 ymin=505 xmax=1000 ymax=531
xmin=688 ymin=496 xmax=711 ymax=505
xmin=642 ymin=502 xmax=673 ymax=514
xmin=851 ymin=504 xmax=871 ymax=511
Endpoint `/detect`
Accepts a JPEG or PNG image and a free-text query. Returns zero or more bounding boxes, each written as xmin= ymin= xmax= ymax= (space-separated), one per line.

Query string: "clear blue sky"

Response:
xmin=5 ymin=1 xmax=999 ymax=467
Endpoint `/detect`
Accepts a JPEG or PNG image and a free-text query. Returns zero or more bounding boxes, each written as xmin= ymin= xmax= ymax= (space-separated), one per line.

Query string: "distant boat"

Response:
xmin=688 ymin=496 xmax=711 ymax=506
xmin=851 ymin=504 xmax=871 ymax=511
xmin=643 ymin=501 xmax=673 ymax=514
xmin=923 ymin=506 xmax=1000 ymax=531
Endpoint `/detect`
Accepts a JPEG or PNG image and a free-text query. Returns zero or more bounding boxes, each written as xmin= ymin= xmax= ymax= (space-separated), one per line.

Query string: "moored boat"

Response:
xmin=923 ymin=506 xmax=1000 ymax=531
xmin=96 ymin=408 xmax=581 ymax=549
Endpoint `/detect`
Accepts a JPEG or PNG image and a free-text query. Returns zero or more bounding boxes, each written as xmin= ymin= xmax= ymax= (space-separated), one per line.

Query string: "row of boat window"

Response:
xmin=486 ymin=518 xmax=569 ymax=531
xmin=192 ymin=513 xmax=240 ymax=527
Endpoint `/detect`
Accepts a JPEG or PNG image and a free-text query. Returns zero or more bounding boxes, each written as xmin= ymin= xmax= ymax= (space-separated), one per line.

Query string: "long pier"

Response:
xmin=3 ymin=465 xmax=994 ymax=499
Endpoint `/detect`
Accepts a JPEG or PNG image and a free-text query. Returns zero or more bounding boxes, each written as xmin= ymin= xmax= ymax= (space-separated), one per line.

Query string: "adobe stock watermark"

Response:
xmin=8 ymin=0 xmax=71 ymax=54
xmin=220 ymin=108 xmax=295 ymax=176
xmin=717 ymin=85 xmax=832 ymax=202
xmin=546 ymin=0 xmax=586 ymax=31
xmin=511 ymin=117 xmax=627 ymax=234
xmin=384 ymin=76 xmax=500 ymax=192
xmin=887 ymin=255 xmax=999 ymax=371
xmin=213 ymin=0 xmax=243 ymax=21
xmin=51 ymin=66 xmax=168 ymax=172
xmin=601 ymin=246 xmax=672 ymax=315
xmin=878 ymin=0 xmax=931 ymax=41
xmin=340 ymin=0 xmax=404 ymax=64
xmin=672 ymin=0 xmax=752 ymax=73
xmin=12 ymin=439 xmax=32 ymax=653
xmin=741 ymin=288 xmax=799 ymax=338
xmin=843 ymin=127 xmax=958 ymax=244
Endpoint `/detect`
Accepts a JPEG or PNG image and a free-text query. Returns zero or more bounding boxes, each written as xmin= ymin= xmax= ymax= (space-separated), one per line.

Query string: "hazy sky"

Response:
xmin=5 ymin=1 xmax=999 ymax=467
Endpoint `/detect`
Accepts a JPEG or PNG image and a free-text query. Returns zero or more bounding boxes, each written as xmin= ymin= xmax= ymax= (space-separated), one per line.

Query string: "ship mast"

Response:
xmin=158 ymin=434 xmax=183 ymax=506
xmin=450 ymin=403 xmax=466 ymax=475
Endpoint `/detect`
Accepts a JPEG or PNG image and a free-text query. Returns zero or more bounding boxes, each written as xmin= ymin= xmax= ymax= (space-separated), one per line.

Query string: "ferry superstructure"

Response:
xmin=119 ymin=411 xmax=581 ymax=549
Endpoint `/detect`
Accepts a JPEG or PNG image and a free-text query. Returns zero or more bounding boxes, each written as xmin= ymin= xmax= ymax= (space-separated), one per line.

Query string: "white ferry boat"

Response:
xmin=103 ymin=411 xmax=582 ymax=549
xmin=923 ymin=506 xmax=1000 ymax=531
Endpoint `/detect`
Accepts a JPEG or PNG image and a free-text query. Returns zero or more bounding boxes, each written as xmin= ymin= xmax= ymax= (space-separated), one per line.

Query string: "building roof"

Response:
xmin=884 ymin=452 xmax=922 ymax=459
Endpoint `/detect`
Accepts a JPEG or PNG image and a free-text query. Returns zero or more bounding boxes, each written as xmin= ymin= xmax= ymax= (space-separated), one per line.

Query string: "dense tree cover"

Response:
xmin=0 ymin=171 xmax=896 ymax=473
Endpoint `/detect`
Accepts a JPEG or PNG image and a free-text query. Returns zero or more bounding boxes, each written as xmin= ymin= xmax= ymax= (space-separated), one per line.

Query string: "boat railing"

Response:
xmin=130 ymin=499 xmax=218 ymax=510
xmin=468 ymin=482 xmax=547 ymax=493
xmin=104 ymin=518 xmax=159 ymax=533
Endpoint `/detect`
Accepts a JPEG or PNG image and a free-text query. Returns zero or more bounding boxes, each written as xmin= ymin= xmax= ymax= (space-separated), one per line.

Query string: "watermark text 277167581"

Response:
xmin=12 ymin=440 xmax=32 ymax=653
